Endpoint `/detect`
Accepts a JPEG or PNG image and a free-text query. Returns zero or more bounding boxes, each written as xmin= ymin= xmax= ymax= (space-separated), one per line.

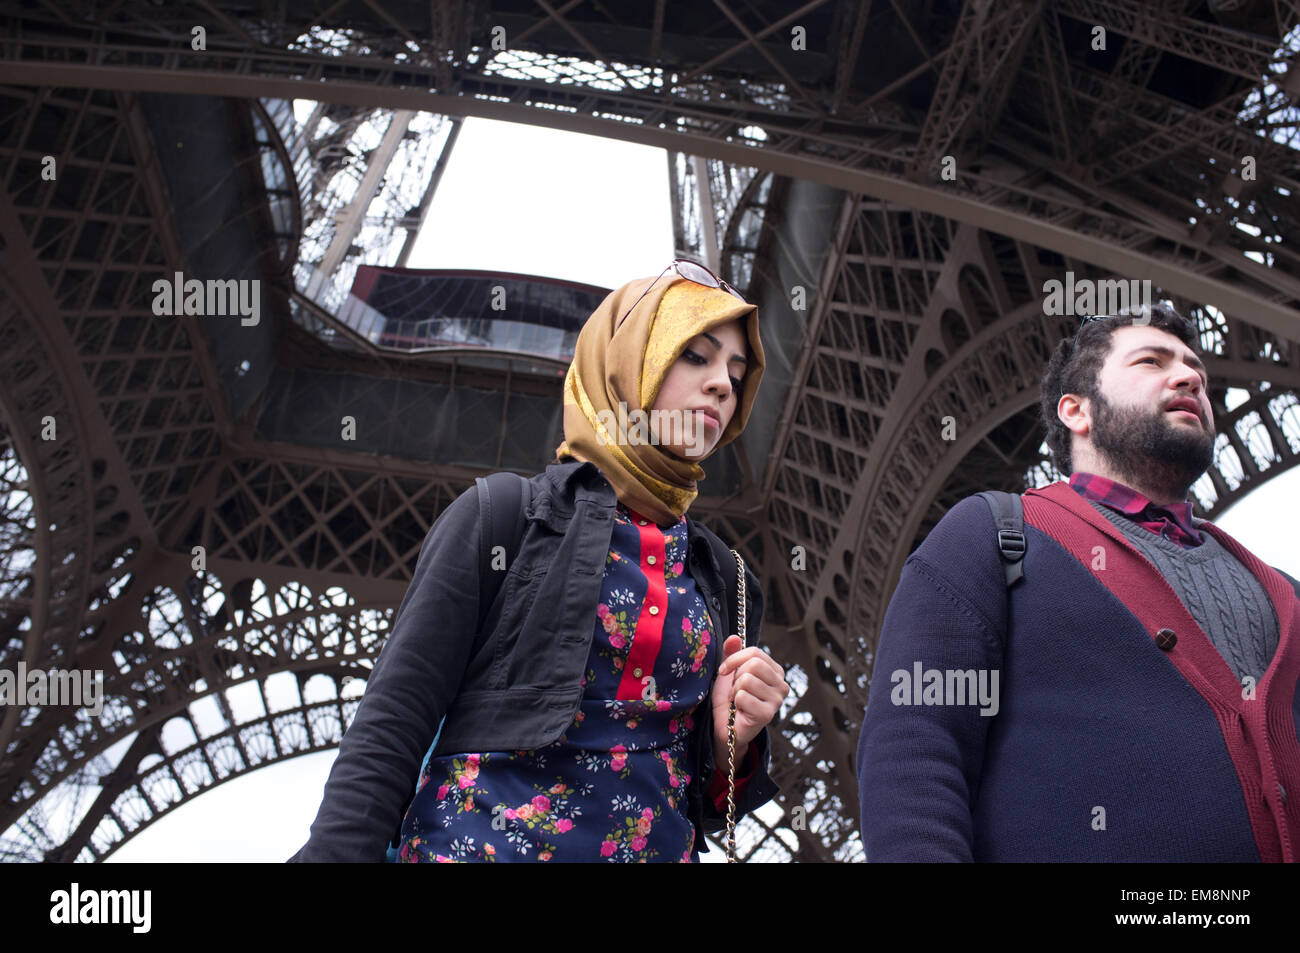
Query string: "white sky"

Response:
xmin=405 ymin=117 xmax=674 ymax=288
xmin=104 ymin=116 xmax=1300 ymax=863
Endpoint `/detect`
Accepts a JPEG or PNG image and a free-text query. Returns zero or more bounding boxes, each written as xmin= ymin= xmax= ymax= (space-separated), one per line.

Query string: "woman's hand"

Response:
xmin=711 ymin=636 xmax=789 ymax=771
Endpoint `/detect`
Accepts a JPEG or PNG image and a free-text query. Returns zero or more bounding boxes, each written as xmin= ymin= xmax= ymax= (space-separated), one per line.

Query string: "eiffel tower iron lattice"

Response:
xmin=0 ymin=0 xmax=1297 ymax=863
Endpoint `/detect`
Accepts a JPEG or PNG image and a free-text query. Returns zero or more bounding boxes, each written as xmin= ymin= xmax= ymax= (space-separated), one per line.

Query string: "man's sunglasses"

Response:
xmin=1078 ymin=305 xmax=1153 ymax=327
xmin=616 ymin=259 xmax=746 ymax=331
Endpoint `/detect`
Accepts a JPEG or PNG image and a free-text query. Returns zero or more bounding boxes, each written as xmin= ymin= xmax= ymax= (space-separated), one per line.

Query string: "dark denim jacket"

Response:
xmin=289 ymin=459 xmax=779 ymax=861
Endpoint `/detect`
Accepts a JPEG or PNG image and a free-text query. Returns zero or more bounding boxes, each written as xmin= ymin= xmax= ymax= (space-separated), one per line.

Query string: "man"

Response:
xmin=856 ymin=303 xmax=1300 ymax=861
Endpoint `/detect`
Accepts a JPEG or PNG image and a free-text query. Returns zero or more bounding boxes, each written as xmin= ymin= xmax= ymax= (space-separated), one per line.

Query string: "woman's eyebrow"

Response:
xmin=700 ymin=331 xmax=748 ymax=367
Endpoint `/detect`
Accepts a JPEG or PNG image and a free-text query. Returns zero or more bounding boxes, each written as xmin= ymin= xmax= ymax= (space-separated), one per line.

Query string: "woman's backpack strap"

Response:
xmin=475 ymin=471 xmax=533 ymax=635
xmin=387 ymin=471 xmax=531 ymax=860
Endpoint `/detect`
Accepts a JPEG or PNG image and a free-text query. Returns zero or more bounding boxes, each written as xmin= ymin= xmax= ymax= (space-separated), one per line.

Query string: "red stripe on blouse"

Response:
xmin=616 ymin=507 xmax=669 ymax=701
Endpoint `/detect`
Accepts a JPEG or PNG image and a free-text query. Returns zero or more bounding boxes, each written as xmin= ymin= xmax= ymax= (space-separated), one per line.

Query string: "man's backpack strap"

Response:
xmin=976 ymin=490 xmax=1026 ymax=588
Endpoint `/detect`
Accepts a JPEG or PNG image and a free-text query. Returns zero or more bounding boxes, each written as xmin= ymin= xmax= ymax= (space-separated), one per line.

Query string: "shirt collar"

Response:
xmin=1067 ymin=472 xmax=1202 ymax=545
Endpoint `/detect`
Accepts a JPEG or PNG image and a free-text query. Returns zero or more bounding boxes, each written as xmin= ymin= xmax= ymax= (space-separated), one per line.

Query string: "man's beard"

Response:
xmin=1089 ymin=390 xmax=1215 ymax=501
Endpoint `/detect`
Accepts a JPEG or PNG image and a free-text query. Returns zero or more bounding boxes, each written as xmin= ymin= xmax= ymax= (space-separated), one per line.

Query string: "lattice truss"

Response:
xmin=669 ymin=152 xmax=774 ymax=294
xmin=0 ymin=0 xmax=1298 ymax=862
xmin=289 ymin=98 xmax=451 ymax=312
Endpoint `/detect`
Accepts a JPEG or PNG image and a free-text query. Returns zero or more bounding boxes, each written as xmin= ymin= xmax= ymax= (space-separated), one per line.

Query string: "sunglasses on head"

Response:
xmin=1078 ymin=305 xmax=1153 ymax=328
xmin=616 ymin=259 xmax=746 ymax=331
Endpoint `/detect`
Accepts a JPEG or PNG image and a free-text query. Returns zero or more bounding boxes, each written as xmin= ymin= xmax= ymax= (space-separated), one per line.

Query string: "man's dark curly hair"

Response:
xmin=1039 ymin=302 xmax=1201 ymax=475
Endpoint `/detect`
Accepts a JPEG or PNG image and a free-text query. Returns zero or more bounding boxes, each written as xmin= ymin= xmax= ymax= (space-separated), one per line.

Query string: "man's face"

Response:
xmin=1078 ymin=325 xmax=1216 ymax=498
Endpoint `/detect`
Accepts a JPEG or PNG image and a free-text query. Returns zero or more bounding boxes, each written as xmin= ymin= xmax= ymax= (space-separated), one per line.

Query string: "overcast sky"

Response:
xmin=103 ymin=115 xmax=1300 ymax=863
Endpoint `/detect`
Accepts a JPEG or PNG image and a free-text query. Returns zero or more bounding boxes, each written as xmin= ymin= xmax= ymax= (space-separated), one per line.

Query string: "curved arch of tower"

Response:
xmin=0 ymin=0 xmax=1296 ymax=862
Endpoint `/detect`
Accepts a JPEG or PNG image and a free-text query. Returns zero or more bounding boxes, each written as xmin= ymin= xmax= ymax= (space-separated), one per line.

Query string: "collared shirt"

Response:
xmin=1068 ymin=472 xmax=1203 ymax=548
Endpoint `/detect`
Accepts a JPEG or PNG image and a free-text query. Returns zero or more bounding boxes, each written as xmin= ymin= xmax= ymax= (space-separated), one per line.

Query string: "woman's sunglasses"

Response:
xmin=616 ymin=259 xmax=746 ymax=330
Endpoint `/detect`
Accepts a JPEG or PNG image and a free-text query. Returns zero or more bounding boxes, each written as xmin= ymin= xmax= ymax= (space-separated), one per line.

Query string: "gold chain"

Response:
xmin=725 ymin=549 xmax=745 ymax=863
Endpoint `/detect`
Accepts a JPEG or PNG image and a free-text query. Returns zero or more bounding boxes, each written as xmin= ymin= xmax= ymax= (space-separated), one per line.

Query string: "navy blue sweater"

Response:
xmin=856 ymin=482 xmax=1300 ymax=861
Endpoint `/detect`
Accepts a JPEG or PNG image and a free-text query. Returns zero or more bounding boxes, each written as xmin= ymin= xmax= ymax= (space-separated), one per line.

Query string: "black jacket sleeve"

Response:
xmin=287 ymin=486 xmax=483 ymax=862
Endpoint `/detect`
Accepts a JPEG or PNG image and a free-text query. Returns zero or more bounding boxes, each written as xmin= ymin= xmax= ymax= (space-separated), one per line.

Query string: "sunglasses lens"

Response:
xmin=675 ymin=260 xmax=718 ymax=287
xmin=674 ymin=260 xmax=747 ymax=303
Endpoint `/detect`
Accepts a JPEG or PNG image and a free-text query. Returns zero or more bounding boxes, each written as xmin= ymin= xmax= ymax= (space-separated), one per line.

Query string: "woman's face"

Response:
xmin=649 ymin=318 xmax=748 ymax=460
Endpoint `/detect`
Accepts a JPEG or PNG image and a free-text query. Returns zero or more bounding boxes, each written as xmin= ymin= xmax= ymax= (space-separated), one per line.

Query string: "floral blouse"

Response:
xmin=398 ymin=500 xmax=741 ymax=862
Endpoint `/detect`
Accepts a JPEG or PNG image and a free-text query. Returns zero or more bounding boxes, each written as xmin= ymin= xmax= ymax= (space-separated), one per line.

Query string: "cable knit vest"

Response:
xmin=1088 ymin=500 xmax=1280 ymax=685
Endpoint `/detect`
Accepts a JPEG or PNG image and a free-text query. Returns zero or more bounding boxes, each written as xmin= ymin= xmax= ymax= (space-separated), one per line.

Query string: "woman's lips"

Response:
xmin=697 ymin=410 xmax=720 ymax=429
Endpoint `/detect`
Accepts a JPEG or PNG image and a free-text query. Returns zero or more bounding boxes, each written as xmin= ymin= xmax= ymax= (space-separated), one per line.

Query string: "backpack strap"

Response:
xmin=976 ymin=490 xmax=1026 ymax=588
xmin=387 ymin=471 xmax=532 ymax=858
xmin=475 ymin=471 xmax=532 ymax=636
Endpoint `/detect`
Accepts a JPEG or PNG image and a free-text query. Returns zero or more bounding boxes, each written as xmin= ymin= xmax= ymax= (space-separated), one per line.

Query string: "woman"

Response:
xmin=290 ymin=262 xmax=788 ymax=862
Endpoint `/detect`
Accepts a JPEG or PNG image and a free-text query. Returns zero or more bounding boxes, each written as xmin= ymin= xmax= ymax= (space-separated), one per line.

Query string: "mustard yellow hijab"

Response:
xmin=555 ymin=272 xmax=765 ymax=525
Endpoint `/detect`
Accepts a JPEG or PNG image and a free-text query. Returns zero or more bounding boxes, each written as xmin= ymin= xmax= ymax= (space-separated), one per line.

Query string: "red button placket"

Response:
xmin=616 ymin=507 xmax=669 ymax=702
